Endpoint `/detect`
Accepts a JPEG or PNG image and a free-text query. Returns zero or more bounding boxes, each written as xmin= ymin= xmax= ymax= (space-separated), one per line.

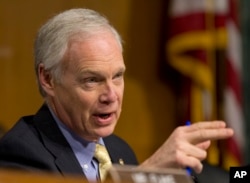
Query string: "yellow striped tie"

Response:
xmin=94 ymin=143 xmax=112 ymax=181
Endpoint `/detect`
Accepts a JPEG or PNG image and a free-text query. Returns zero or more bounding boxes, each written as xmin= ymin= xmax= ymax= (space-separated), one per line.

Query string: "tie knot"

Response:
xmin=94 ymin=143 xmax=111 ymax=164
xmin=94 ymin=143 xmax=112 ymax=181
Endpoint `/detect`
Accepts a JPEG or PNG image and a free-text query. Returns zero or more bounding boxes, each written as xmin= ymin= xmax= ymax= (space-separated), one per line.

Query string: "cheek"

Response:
xmin=78 ymin=91 xmax=98 ymax=109
xmin=116 ymin=82 xmax=124 ymax=96
xmin=118 ymin=86 xmax=124 ymax=102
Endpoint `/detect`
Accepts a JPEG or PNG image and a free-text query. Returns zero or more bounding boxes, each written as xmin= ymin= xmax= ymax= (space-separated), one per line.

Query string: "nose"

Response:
xmin=99 ymin=82 xmax=118 ymax=104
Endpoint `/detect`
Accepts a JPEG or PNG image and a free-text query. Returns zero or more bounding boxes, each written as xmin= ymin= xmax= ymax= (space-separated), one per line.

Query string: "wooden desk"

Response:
xmin=0 ymin=169 xmax=87 ymax=183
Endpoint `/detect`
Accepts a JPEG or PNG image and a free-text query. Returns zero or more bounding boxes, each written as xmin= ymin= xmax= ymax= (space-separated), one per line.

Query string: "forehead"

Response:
xmin=62 ymin=31 xmax=125 ymax=71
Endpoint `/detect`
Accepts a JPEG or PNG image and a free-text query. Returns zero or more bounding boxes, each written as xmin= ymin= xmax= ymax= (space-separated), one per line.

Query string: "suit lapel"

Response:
xmin=33 ymin=104 xmax=84 ymax=176
xmin=104 ymin=135 xmax=123 ymax=165
xmin=103 ymin=135 xmax=138 ymax=166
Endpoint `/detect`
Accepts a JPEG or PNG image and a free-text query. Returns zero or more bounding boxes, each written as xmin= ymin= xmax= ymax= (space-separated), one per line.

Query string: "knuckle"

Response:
xmin=198 ymin=129 xmax=206 ymax=140
xmin=199 ymin=150 xmax=207 ymax=160
xmin=175 ymin=151 xmax=184 ymax=166
xmin=174 ymin=126 xmax=186 ymax=138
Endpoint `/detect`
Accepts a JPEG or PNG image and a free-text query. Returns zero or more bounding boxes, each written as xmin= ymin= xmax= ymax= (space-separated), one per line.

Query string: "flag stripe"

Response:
xmin=223 ymin=0 xmax=244 ymax=168
xmin=226 ymin=58 xmax=242 ymax=104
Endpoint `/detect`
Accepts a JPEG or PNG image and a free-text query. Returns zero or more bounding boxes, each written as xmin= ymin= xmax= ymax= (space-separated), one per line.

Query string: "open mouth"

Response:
xmin=98 ymin=113 xmax=111 ymax=119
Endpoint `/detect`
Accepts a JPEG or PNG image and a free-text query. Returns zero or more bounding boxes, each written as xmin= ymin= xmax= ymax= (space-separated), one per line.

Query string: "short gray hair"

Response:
xmin=34 ymin=8 xmax=123 ymax=96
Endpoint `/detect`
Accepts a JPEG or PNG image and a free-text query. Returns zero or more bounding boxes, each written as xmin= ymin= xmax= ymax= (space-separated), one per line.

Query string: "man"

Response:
xmin=0 ymin=8 xmax=233 ymax=182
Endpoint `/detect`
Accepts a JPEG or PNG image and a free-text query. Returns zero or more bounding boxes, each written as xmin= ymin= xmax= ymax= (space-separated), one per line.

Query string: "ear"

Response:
xmin=38 ymin=64 xmax=55 ymax=96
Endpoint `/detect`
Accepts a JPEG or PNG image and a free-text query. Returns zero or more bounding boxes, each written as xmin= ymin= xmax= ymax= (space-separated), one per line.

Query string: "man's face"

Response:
xmin=46 ymin=31 xmax=125 ymax=141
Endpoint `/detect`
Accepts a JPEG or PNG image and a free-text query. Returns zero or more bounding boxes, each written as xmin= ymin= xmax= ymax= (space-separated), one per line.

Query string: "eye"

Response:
xmin=79 ymin=77 xmax=100 ymax=89
xmin=113 ymin=71 xmax=124 ymax=80
xmin=84 ymin=77 xmax=98 ymax=83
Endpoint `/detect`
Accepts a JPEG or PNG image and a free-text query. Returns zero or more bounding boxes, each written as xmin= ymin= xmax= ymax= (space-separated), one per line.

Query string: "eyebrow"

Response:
xmin=78 ymin=66 xmax=126 ymax=76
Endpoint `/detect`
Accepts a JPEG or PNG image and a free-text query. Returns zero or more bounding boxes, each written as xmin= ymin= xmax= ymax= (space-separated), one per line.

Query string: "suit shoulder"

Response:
xmin=0 ymin=115 xmax=37 ymax=142
xmin=0 ymin=115 xmax=45 ymax=159
xmin=0 ymin=115 xmax=57 ymax=171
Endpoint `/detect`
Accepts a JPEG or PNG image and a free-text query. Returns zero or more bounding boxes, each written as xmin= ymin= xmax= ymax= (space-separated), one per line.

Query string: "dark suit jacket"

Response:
xmin=0 ymin=104 xmax=138 ymax=177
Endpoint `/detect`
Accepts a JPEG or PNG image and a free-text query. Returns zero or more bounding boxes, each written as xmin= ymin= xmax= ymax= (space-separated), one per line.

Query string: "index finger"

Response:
xmin=185 ymin=121 xmax=227 ymax=132
xmin=187 ymin=126 xmax=234 ymax=144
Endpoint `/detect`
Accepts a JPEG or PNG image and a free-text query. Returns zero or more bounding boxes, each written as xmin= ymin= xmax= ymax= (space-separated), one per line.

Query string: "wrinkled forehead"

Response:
xmin=61 ymin=31 xmax=124 ymax=72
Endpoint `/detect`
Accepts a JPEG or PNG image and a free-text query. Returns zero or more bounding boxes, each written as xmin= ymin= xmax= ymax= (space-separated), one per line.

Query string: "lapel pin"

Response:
xmin=118 ymin=158 xmax=124 ymax=165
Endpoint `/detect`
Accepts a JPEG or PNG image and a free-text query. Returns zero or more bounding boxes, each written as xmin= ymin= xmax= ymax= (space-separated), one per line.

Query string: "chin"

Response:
xmin=97 ymin=126 xmax=115 ymax=138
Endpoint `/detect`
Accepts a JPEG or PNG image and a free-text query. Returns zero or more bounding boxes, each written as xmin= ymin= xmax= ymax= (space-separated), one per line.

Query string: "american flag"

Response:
xmin=165 ymin=0 xmax=244 ymax=169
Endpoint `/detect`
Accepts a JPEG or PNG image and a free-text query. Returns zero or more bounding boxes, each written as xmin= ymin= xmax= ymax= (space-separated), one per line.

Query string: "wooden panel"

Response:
xmin=0 ymin=0 xmax=176 ymax=164
xmin=0 ymin=0 xmax=131 ymax=129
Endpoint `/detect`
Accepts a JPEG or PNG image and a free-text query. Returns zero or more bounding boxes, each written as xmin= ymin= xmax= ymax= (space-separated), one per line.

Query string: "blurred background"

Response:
xmin=0 ymin=0 xmax=249 ymax=172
